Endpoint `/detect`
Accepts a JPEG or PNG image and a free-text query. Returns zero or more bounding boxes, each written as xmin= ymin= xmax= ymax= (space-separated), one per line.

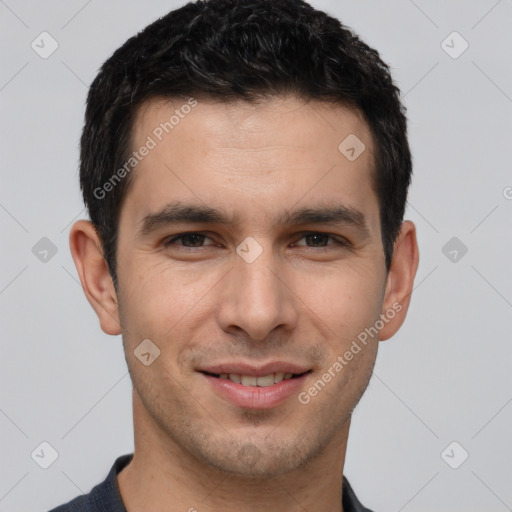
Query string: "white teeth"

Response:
xmin=217 ymin=372 xmax=297 ymax=386
xmin=274 ymin=372 xmax=285 ymax=384
xmin=241 ymin=375 xmax=257 ymax=386
xmin=256 ymin=374 xmax=275 ymax=387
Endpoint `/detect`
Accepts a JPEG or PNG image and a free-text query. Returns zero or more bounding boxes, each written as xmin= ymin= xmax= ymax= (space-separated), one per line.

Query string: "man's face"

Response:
xmin=115 ymin=96 xmax=391 ymax=476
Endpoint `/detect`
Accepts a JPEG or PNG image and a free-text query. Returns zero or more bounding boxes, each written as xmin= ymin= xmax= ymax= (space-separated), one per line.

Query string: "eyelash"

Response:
xmin=163 ymin=232 xmax=349 ymax=250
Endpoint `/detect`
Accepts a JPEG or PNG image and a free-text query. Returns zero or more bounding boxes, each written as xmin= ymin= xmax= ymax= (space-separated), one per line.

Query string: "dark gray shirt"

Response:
xmin=48 ymin=454 xmax=375 ymax=512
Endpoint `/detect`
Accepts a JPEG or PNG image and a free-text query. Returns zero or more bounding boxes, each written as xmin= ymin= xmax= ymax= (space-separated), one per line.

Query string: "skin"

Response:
xmin=70 ymin=95 xmax=419 ymax=512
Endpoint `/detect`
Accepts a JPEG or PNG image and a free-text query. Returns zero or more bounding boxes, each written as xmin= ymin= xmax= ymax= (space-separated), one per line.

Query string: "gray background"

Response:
xmin=1 ymin=1 xmax=511 ymax=511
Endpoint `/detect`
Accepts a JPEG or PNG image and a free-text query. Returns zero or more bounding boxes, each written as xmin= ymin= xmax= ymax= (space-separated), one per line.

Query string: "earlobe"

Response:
xmin=69 ymin=220 xmax=122 ymax=336
xmin=379 ymin=221 xmax=419 ymax=341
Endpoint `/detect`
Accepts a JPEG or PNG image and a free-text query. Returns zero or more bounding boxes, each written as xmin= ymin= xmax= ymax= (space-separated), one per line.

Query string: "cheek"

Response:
xmin=295 ymin=266 xmax=384 ymax=342
xmin=118 ymin=258 xmax=220 ymax=343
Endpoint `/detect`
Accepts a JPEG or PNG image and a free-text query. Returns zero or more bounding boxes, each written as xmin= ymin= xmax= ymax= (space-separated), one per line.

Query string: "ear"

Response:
xmin=379 ymin=220 xmax=419 ymax=341
xmin=69 ymin=220 xmax=122 ymax=335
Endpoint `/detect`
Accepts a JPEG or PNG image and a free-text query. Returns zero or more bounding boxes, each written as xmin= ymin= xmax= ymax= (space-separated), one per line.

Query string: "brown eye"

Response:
xmin=293 ymin=232 xmax=348 ymax=248
xmin=303 ymin=233 xmax=330 ymax=247
xmin=164 ymin=233 xmax=213 ymax=248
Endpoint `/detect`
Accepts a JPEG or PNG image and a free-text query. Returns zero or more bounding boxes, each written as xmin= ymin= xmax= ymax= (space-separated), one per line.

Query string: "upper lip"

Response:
xmin=198 ymin=361 xmax=311 ymax=377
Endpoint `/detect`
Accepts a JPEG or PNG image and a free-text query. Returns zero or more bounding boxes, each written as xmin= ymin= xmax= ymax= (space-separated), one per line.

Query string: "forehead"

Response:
xmin=133 ymin=95 xmax=374 ymax=160
xmin=123 ymin=95 xmax=379 ymax=232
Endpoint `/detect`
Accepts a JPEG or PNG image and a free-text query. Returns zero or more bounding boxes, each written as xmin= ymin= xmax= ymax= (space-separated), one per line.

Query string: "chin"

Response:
xmin=186 ymin=430 xmax=324 ymax=479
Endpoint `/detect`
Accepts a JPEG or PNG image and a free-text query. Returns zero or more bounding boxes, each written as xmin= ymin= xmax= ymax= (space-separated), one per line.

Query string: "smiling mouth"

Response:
xmin=200 ymin=370 xmax=311 ymax=387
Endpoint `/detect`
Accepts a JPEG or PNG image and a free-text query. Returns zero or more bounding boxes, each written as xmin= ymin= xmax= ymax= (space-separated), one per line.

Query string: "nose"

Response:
xmin=215 ymin=245 xmax=299 ymax=343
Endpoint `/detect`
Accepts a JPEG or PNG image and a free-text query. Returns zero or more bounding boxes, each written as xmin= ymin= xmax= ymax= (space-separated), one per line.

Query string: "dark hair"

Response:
xmin=80 ymin=0 xmax=412 ymax=289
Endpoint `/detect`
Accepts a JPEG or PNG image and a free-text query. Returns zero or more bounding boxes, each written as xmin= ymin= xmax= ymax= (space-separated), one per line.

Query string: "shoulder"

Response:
xmin=47 ymin=494 xmax=90 ymax=512
xmin=46 ymin=454 xmax=133 ymax=512
xmin=342 ymin=475 xmax=376 ymax=512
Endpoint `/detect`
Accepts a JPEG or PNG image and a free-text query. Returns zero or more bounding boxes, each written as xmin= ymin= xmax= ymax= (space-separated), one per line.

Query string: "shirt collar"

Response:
xmin=97 ymin=453 xmax=374 ymax=512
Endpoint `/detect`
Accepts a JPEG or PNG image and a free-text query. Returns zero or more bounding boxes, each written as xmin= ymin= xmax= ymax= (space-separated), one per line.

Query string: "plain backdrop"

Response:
xmin=1 ymin=1 xmax=511 ymax=511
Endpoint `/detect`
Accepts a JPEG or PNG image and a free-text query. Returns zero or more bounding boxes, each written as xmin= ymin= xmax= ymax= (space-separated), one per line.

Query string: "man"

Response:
xmin=50 ymin=0 xmax=419 ymax=510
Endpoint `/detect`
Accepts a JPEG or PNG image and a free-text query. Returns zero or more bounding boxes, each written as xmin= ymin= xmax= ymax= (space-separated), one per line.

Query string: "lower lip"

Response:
xmin=201 ymin=373 xmax=309 ymax=409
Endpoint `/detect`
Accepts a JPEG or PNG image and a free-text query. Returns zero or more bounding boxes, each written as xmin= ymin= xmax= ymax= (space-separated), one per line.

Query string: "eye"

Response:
xmin=162 ymin=231 xmax=350 ymax=252
xmin=293 ymin=232 xmax=348 ymax=248
xmin=163 ymin=232 xmax=215 ymax=248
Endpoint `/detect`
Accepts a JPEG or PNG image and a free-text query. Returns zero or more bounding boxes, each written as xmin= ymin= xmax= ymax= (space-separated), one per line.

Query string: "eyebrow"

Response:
xmin=138 ymin=201 xmax=369 ymax=237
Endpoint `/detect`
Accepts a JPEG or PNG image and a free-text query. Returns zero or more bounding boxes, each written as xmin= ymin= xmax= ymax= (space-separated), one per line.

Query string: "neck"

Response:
xmin=118 ymin=391 xmax=349 ymax=512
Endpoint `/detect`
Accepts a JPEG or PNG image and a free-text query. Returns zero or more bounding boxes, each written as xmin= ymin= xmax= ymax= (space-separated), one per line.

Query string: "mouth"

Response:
xmin=197 ymin=363 xmax=313 ymax=409
xmin=200 ymin=370 xmax=311 ymax=387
